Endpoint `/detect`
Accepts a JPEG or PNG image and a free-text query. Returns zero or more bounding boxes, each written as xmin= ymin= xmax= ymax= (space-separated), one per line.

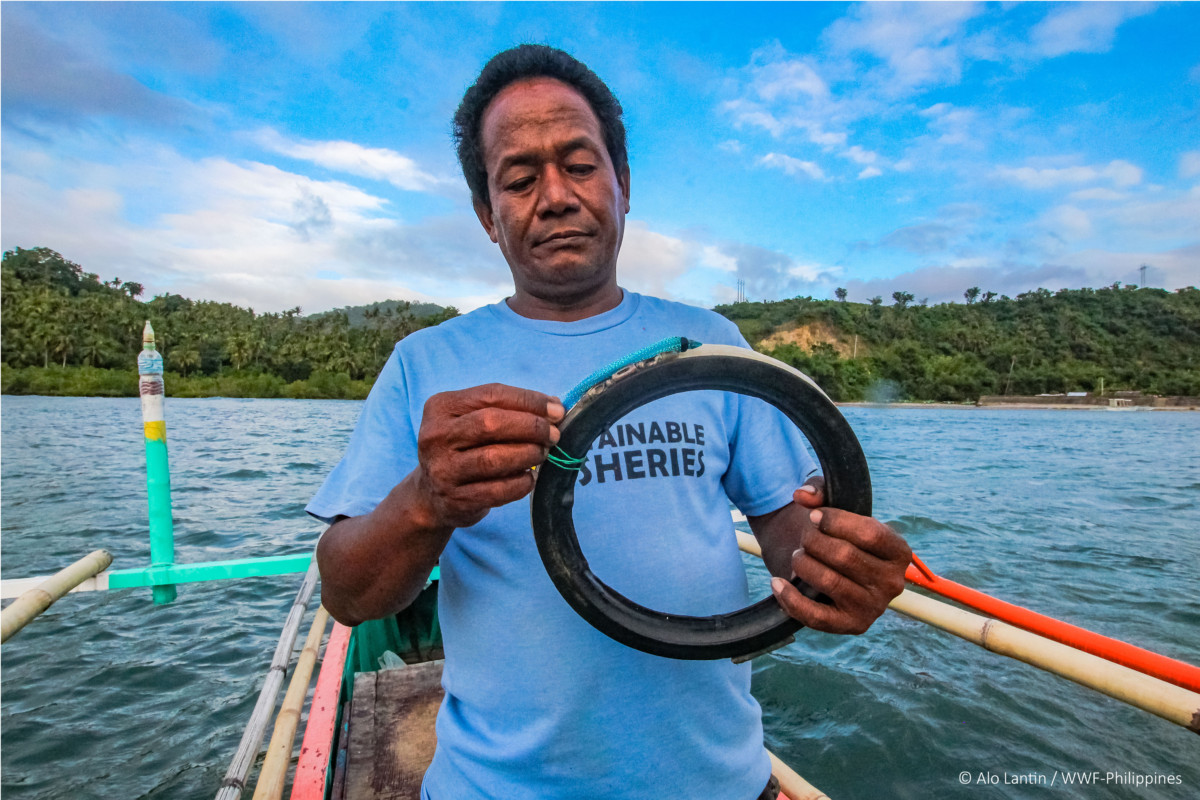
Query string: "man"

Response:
xmin=310 ymin=45 xmax=910 ymax=800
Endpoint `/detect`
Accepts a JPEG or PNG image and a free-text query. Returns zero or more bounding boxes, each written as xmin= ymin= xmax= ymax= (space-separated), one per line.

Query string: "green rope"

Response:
xmin=545 ymin=446 xmax=587 ymax=470
xmin=548 ymin=336 xmax=700 ymax=472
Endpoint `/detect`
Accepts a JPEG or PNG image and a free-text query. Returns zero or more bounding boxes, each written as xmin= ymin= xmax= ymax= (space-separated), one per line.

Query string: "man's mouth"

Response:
xmin=536 ymin=230 xmax=591 ymax=247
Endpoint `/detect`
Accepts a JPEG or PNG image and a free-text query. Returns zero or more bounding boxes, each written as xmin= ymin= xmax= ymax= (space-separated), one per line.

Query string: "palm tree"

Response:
xmin=170 ymin=348 xmax=201 ymax=377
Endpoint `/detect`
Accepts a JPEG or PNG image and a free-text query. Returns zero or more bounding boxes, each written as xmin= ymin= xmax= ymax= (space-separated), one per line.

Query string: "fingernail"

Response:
xmin=549 ymin=426 xmax=560 ymax=444
xmin=771 ymin=577 xmax=786 ymax=596
xmin=792 ymin=546 xmax=804 ymax=562
xmin=809 ymin=509 xmax=823 ymax=526
xmin=797 ymin=484 xmax=816 ymax=495
xmin=547 ymin=402 xmax=565 ymax=420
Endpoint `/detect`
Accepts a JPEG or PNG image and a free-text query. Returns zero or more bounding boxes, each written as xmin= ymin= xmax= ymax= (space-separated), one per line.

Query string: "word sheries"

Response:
xmin=577 ymin=420 xmax=707 ymax=486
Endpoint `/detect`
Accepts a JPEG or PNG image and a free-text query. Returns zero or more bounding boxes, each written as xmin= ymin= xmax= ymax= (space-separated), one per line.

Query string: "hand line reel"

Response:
xmin=530 ymin=343 xmax=872 ymax=660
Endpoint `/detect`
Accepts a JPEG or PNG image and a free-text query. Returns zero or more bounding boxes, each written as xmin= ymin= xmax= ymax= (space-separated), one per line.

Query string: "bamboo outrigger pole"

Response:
xmin=889 ymin=590 xmax=1200 ymax=733
xmin=138 ymin=320 xmax=176 ymax=604
xmin=216 ymin=561 xmax=321 ymax=800
xmin=733 ymin=532 xmax=1200 ymax=733
xmin=904 ymin=555 xmax=1200 ymax=693
xmin=1 ymin=550 xmax=113 ymax=643
xmin=768 ymin=751 xmax=831 ymax=800
xmin=252 ymin=606 xmax=331 ymax=800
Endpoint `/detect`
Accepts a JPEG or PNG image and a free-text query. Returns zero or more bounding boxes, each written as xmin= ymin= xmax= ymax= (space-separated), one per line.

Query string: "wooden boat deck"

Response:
xmin=337 ymin=660 xmax=444 ymax=800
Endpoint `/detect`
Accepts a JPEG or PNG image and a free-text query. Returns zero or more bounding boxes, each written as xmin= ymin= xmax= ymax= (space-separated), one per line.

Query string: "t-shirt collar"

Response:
xmin=487 ymin=288 xmax=640 ymax=336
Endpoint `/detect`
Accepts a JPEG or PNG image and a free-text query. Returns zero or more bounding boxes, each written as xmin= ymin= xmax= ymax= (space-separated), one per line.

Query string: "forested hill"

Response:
xmin=2 ymin=246 xmax=1197 ymax=401
xmin=716 ymin=286 xmax=1200 ymax=401
xmin=1 ymin=247 xmax=457 ymax=398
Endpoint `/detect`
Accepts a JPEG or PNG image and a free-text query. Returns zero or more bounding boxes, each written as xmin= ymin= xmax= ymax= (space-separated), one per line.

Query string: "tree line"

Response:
xmin=1 ymin=247 xmax=457 ymax=399
xmin=719 ymin=283 xmax=1200 ymax=402
xmin=3 ymin=246 xmax=1197 ymax=402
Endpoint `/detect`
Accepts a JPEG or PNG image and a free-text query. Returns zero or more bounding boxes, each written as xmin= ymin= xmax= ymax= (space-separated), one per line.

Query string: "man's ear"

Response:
xmin=473 ymin=196 xmax=499 ymax=243
xmin=619 ymin=164 xmax=631 ymax=214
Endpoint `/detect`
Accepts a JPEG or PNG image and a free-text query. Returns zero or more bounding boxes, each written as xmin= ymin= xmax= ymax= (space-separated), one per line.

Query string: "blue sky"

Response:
xmin=2 ymin=2 xmax=1197 ymax=314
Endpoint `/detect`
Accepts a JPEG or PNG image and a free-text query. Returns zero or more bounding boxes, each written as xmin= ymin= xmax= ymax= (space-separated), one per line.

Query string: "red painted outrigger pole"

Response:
xmin=290 ymin=622 xmax=352 ymax=800
xmin=906 ymin=553 xmax=1200 ymax=694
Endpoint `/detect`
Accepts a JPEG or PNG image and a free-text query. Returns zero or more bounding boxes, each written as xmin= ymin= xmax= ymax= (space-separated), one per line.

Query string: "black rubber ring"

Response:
xmin=530 ymin=347 xmax=872 ymax=660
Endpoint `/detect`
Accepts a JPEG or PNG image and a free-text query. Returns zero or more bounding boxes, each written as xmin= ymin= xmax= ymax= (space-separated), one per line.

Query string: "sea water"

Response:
xmin=2 ymin=397 xmax=1197 ymax=799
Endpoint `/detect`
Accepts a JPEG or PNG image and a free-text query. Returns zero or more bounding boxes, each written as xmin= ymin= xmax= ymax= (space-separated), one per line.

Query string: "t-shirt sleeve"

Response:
xmin=712 ymin=320 xmax=818 ymax=517
xmin=722 ymin=395 xmax=818 ymax=517
xmin=306 ymin=347 xmax=420 ymax=525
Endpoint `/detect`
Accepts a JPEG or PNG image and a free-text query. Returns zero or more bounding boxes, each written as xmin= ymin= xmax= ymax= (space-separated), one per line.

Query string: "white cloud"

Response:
xmin=842 ymin=145 xmax=878 ymax=165
xmin=0 ymin=138 xmax=511 ymax=313
xmin=617 ymin=222 xmax=694 ymax=299
xmin=722 ymin=98 xmax=786 ymax=137
xmin=994 ymin=160 xmax=1144 ymax=190
xmin=752 ymin=58 xmax=829 ymax=102
xmin=1029 ymin=3 xmax=1155 ymax=58
xmin=1040 ymin=205 xmax=1094 ymax=241
xmin=255 ymin=128 xmax=449 ymax=192
xmin=1180 ymin=151 xmax=1200 ymax=179
xmin=920 ymin=102 xmax=978 ymax=146
xmin=1069 ymin=188 xmax=1128 ymax=203
xmin=858 ymin=166 xmax=883 ymax=180
xmin=808 ymin=128 xmax=848 ymax=148
xmin=699 ymin=245 xmax=738 ymax=273
xmin=759 ymin=152 xmax=826 ymax=180
xmin=823 ymin=2 xmax=983 ymax=95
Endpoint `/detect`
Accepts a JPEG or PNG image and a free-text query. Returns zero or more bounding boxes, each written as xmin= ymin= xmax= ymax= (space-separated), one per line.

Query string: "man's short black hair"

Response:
xmin=453 ymin=44 xmax=628 ymax=209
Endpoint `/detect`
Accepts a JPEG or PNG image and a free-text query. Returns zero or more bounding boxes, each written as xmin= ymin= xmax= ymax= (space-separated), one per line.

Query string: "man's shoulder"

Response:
xmin=394 ymin=304 xmax=497 ymax=353
xmin=633 ymin=293 xmax=745 ymax=345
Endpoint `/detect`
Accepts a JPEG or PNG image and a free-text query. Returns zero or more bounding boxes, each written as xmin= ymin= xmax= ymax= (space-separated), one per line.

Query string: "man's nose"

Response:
xmin=536 ymin=167 xmax=580 ymax=216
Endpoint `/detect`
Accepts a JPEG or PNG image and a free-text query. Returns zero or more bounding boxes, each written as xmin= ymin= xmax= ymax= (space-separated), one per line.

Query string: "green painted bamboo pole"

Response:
xmin=106 ymin=554 xmax=317 ymax=589
xmin=1 ymin=550 xmax=113 ymax=643
xmin=138 ymin=320 xmax=176 ymax=604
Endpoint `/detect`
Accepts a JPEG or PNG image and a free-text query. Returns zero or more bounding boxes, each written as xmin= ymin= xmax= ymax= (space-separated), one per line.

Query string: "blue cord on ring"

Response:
xmin=547 ymin=336 xmax=700 ymax=472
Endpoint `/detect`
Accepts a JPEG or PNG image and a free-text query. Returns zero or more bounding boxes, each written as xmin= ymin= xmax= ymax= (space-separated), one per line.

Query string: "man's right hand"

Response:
xmin=414 ymin=383 xmax=565 ymax=529
xmin=317 ymin=383 xmax=564 ymax=625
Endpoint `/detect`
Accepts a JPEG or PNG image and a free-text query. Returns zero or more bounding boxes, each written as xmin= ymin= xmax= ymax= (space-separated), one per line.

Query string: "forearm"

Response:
xmin=316 ymin=469 xmax=453 ymax=626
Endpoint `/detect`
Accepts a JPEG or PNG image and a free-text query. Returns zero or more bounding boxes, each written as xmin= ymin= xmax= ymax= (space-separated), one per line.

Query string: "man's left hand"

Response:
xmin=749 ymin=477 xmax=911 ymax=635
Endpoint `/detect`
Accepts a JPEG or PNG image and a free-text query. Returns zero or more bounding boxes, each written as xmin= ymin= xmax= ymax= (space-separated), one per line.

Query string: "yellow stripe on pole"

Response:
xmin=1 ymin=550 xmax=113 ymax=643
xmin=143 ymin=420 xmax=167 ymax=441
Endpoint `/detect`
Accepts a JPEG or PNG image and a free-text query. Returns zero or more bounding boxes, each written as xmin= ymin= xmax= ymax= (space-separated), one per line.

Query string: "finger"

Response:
xmin=449 ymin=407 xmax=560 ymax=449
xmin=445 ymin=470 xmax=538 ymax=515
xmin=770 ymin=576 xmax=865 ymax=635
xmin=795 ymin=527 xmax=892 ymax=591
xmin=790 ymin=546 xmax=873 ymax=613
xmin=793 ymin=475 xmax=826 ymax=508
xmin=443 ymin=384 xmax=563 ymax=420
xmin=451 ymin=443 xmax=549 ymax=483
xmin=808 ymin=508 xmax=911 ymax=563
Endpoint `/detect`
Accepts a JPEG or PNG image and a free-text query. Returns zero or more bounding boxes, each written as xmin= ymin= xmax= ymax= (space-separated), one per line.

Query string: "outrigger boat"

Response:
xmin=3 ymin=325 xmax=1198 ymax=800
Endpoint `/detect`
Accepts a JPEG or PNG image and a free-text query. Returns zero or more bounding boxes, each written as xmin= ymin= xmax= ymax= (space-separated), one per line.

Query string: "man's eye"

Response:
xmin=506 ymin=177 xmax=535 ymax=192
xmin=567 ymin=163 xmax=596 ymax=176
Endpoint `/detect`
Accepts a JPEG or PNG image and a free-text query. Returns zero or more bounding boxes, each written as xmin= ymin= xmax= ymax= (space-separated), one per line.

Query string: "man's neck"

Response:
xmin=506 ymin=283 xmax=624 ymax=322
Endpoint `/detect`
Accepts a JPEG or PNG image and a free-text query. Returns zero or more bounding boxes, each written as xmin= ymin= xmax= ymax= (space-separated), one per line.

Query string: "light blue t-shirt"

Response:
xmin=308 ymin=290 xmax=816 ymax=800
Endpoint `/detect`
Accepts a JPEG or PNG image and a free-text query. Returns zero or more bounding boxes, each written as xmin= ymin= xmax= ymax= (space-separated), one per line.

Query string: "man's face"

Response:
xmin=474 ymin=77 xmax=630 ymax=311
